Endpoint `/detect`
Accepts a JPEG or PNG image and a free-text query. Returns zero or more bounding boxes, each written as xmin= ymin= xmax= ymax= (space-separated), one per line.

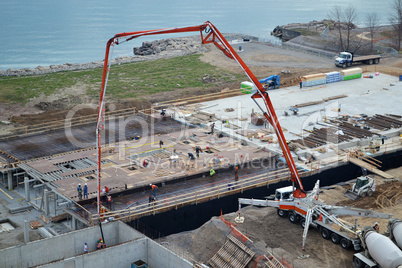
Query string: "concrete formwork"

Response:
xmin=36 ymin=237 xmax=193 ymax=268
xmin=0 ymin=221 xmax=146 ymax=268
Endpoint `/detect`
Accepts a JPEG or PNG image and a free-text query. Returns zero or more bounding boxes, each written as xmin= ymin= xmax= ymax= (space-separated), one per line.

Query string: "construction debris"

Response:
xmin=29 ymin=220 xmax=43 ymax=229
xmin=208 ymin=236 xmax=255 ymax=268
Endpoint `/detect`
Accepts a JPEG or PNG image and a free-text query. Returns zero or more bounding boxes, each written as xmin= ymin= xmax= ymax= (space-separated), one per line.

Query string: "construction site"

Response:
xmin=1 ymin=22 xmax=402 ymax=268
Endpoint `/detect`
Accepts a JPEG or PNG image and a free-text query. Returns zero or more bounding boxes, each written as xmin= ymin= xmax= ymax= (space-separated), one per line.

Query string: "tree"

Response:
xmin=366 ymin=13 xmax=380 ymax=52
xmin=343 ymin=5 xmax=358 ymax=51
xmin=328 ymin=5 xmax=358 ymax=51
xmin=389 ymin=0 xmax=402 ymax=50
xmin=328 ymin=6 xmax=344 ymax=50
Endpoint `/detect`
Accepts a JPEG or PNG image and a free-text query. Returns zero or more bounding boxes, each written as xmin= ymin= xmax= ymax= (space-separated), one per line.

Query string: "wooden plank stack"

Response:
xmin=302 ymin=73 xmax=327 ymax=87
xmin=29 ymin=220 xmax=43 ymax=229
xmin=340 ymin=67 xmax=362 ymax=81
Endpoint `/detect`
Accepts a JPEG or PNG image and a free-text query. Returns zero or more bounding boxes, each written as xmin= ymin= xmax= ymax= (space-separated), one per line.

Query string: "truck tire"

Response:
xmin=360 ymin=191 xmax=367 ymax=198
xmin=288 ymin=212 xmax=299 ymax=224
xmin=367 ymin=188 xmax=373 ymax=196
xmin=374 ymin=58 xmax=379 ymax=64
xmin=277 ymin=209 xmax=288 ymax=218
xmin=340 ymin=238 xmax=351 ymax=250
xmin=368 ymin=59 xmax=373 ymax=65
xmin=330 ymin=233 xmax=340 ymax=244
xmin=342 ymin=63 xmax=347 ymax=69
xmin=353 ymin=256 xmax=364 ymax=268
xmin=300 ymin=218 xmax=308 ymax=228
xmin=321 ymin=228 xmax=331 ymax=240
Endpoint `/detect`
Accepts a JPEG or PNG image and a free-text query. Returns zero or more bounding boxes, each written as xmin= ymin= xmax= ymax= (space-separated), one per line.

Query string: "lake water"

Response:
xmin=0 ymin=0 xmax=392 ymax=70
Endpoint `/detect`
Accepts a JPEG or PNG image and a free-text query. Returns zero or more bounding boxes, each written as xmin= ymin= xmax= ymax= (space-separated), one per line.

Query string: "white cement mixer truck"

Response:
xmin=353 ymin=226 xmax=402 ymax=268
xmin=389 ymin=218 xmax=402 ymax=251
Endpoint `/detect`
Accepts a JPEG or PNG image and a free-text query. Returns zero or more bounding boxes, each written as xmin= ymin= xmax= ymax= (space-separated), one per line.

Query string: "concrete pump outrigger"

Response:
xmin=96 ymin=21 xmax=304 ymax=215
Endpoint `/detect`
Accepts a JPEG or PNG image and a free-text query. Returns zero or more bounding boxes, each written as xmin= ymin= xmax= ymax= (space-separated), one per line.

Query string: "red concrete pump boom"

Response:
xmin=96 ymin=21 xmax=305 ymax=214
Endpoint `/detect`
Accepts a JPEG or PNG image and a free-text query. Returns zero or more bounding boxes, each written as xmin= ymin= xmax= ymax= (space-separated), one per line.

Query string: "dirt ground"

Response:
xmin=319 ymin=167 xmax=402 ymax=234
xmin=158 ymin=166 xmax=402 ymax=268
xmin=4 ymin=40 xmax=402 ymax=126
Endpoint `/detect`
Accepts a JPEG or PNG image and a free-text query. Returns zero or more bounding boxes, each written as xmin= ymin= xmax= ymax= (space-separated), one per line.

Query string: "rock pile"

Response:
xmin=274 ymin=19 xmax=356 ymax=33
xmin=133 ymin=36 xmax=208 ymax=56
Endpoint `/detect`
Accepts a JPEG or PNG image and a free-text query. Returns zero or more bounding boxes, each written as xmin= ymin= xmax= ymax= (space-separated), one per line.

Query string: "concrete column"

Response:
xmin=24 ymin=177 xmax=30 ymax=202
xmin=72 ymin=217 xmax=77 ymax=230
xmin=24 ymin=219 xmax=29 ymax=243
xmin=7 ymin=166 xmax=12 ymax=191
xmin=44 ymin=189 xmax=49 ymax=215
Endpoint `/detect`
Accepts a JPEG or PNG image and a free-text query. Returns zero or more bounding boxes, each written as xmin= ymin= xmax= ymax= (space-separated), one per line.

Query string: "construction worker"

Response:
xmin=106 ymin=194 xmax=112 ymax=210
xmin=100 ymin=206 xmax=106 ymax=222
xmin=84 ymin=242 xmax=89 ymax=253
xmin=77 ymin=184 xmax=83 ymax=200
xmin=143 ymin=159 xmax=149 ymax=168
xmin=210 ymin=168 xmax=216 ymax=177
xmin=300 ymin=77 xmax=303 ymax=88
xmin=188 ymin=152 xmax=195 ymax=160
xmin=373 ymin=222 xmax=379 ymax=232
xmin=235 ymin=165 xmax=239 ymax=182
xmin=150 ymin=184 xmax=158 ymax=198
xmin=83 ymin=183 xmax=88 ymax=199
xmin=210 ymin=122 xmax=215 ymax=135
xmin=159 ymin=140 xmax=163 ymax=148
xmin=195 ymin=146 xmax=201 ymax=158
xmin=96 ymin=238 xmax=104 ymax=249
xmin=148 ymin=194 xmax=155 ymax=206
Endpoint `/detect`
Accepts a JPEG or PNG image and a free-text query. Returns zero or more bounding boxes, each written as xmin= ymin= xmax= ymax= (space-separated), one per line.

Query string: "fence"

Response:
xmin=258 ymin=30 xmax=399 ymax=60
xmin=321 ymin=31 xmax=399 ymax=58
xmin=257 ymin=37 xmax=337 ymax=60
xmin=361 ymin=65 xmax=402 ymax=77
xmin=87 ymin=167 xmax=315 ymax=224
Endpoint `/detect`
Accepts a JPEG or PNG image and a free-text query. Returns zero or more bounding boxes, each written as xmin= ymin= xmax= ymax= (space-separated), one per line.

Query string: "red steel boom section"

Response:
xmin=96 ymin=21 xmax=305 ymax=214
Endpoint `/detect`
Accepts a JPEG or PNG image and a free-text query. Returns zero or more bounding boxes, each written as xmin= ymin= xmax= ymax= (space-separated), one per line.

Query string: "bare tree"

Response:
xmin=343 ymin=5 xmax=358 ymax=51
xmin=389 ymin=0 xmax=402 ymax=50
xmin=366 ymin=13 xmax=380 ymax=52
xmin=328 ymin=6 xmax=344 ymax=50
xmin=328 ymin=5 xmax=358 ymax=51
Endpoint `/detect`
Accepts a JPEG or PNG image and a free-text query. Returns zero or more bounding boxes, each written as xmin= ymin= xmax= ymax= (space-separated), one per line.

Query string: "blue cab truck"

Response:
xmin=335 ymin=52 xmax=381 ymax=68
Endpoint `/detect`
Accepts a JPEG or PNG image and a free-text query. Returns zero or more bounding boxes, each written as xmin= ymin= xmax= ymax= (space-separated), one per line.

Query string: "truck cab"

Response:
xmin=335 ymin=52 xmax=352 ymax=68
xmin=274 ymin=186 xmax=295 ymax=201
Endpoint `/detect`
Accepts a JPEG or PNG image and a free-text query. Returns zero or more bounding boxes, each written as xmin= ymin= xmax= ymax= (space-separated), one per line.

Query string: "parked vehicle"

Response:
xmin=344 ymin=176 xmax=376 ymax=200
xmin=353 ymin=226 xmax=402 ymax=268
xmin=238 ymin=180 xmax=392 ymax=252
xmin=334 ymin=52 xmax=381 ymax=68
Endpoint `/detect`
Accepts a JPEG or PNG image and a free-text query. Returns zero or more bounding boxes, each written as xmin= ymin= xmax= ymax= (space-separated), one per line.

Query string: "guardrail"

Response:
xmin=87 ymin=168 xmax=315 ymax=224
xmin=257 ymin=37 xmax=337 ymax=60
xmin=139 ymin=89 xmax=244 ymax=116
xmin=259 ymin=34 xmax=398 ymax=59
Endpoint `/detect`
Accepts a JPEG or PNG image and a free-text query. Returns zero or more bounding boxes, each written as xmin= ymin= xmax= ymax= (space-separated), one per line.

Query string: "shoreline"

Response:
xmin=0 ymin=34 xmax=254 ymax=77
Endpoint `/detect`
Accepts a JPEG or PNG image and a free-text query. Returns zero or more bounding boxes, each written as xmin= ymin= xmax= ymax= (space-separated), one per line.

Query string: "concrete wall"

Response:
xmin=148 ymin=239 xmax=193 ymax=268
xmin=36 ymin=237 xmax=193 ymax=268
xmin=37 ymin=238 xmax=149 ymax=268
xmin=118 ymin=220 xmax=145 ymax=242
xmin=0 ymin=221 xmax=145 ymax=268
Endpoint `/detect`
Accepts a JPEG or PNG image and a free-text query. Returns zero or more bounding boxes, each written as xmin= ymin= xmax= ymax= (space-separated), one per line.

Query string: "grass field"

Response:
xmin=0 ymin=54 xmax=245 ymax=104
